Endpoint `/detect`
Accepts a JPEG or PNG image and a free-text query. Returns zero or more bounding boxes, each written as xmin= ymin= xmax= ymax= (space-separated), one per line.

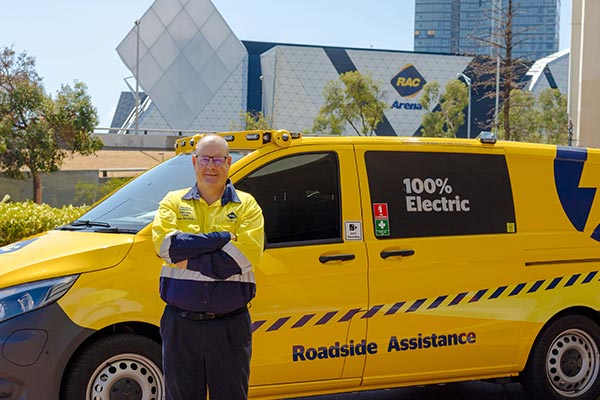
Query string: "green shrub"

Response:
xmin=0 ymin=202 xmax=88 ymax=247
xmin=74 ymin=177 xmax=133 ymax=205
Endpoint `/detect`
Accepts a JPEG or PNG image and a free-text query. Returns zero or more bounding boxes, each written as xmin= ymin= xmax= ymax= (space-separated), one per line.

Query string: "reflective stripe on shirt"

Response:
xmin=159 ymin=230 xmax=182 ymax=264
xmin=222 ymin=242 xmax=252 ymax=274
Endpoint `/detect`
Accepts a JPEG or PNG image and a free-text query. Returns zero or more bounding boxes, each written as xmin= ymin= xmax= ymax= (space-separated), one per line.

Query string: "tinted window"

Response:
xmin=365 ymin=151 xmax=516 ymax=238
xmin=236 ymin=152 xmax=341 ymax=246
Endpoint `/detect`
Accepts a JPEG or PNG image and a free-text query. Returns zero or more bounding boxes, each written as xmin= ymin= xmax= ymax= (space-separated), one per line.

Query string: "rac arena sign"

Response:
xmin=391 ymin=64 xmax=426 ymax=97
xmin=390 ymin=64 xmax=426 ymax=110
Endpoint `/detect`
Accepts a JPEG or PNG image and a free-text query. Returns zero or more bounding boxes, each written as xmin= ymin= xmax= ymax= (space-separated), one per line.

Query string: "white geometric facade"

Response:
xmin=261 ymin=46 xmax=340 ymax=133
xmin=116 ymin=40 xmax=479 ymax=136
xmin=526 ymin=49 xmax=570 ymax=96
xmin=260 ymin=45 xmax=473 ymax=135
xmin=350 ymin=50 xmax=472 ymax=136
xmin=116 ymin=0 xmax=247 ymax=131
xmin=127 ymin=59 xmax=247 ymax=133
xmin=188 ymin=58 xmax=248 ymax=131
xmin=113 ymin=0 xmax=564 ymax=137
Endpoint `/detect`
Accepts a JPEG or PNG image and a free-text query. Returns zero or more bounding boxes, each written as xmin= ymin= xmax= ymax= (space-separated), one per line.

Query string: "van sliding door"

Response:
xmin=355 ymin=144 xmax=524 ymax=385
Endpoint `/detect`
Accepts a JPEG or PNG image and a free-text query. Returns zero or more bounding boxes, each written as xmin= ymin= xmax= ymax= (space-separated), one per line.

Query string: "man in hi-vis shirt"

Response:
xmin=152 ymin=134 xmax=264 ymax=400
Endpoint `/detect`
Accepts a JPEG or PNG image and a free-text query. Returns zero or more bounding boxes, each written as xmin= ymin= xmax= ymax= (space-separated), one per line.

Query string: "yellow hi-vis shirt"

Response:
xmin=152 ymin=181 xmax=264 ymax=314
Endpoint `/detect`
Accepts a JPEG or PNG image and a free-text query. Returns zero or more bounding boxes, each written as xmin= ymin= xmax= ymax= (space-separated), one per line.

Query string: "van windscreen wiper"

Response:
xmin=56 ymin=220 xmax=111 ymax=231
xmin=56 ymin=220 xmax=138 ymax=234
xmin=94 ymin=227 xmax=139 ymax=234
xmin=70 ymin=220 xmax=111 ymax=227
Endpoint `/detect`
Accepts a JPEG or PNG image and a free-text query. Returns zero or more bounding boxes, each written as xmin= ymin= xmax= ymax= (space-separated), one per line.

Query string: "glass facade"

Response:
xmin=414 ymin=0 xmax=560 ymax=61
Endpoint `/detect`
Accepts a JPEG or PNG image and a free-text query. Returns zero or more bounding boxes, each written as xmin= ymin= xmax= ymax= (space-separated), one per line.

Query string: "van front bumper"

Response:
xmin=0 ymin=303 xmax=93 ymax=400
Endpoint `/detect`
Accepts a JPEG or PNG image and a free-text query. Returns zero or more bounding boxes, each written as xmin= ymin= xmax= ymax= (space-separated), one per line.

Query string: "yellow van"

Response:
xmin=1 ymin=130 xmax=600 ymax=400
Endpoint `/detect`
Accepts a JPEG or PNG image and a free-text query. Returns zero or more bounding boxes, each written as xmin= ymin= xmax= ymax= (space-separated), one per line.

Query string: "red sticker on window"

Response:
xmin=373 ymin=203 xmax=389 ymax=219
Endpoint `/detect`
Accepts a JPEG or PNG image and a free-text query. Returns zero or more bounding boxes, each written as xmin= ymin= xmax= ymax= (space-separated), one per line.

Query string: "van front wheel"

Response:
xmin=61 ymin=333 xmax=163 ymax=400
xmin=522 ymin=315 xmax=600 ymax=400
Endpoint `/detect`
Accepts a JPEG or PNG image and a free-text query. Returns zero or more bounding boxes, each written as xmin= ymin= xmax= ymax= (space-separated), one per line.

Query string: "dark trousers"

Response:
xmin=160 ymin=306 xmax=252 ymax=400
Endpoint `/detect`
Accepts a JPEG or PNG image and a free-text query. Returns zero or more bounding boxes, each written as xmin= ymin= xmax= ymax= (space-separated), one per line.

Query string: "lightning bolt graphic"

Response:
xmin=554 ymin=146 xmax=600 ymax=241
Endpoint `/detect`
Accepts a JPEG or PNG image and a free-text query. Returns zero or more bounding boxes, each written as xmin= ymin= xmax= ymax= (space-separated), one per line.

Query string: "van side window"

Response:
xmin=365 ymin=151 xmax=516 ymax=238
xmin=236 ymin=152 xmax=341 ymax=247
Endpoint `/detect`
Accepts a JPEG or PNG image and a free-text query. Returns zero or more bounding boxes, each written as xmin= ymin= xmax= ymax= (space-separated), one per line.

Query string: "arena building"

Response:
xmin=111 ymin=0 xmax=566 ymax=138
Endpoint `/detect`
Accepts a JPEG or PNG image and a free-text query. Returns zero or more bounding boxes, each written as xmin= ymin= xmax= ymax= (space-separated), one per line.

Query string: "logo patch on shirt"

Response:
xmin=178 ymin=205 xmax=194 ymax=220
xmin=227 ymin=212 xmax=237 ymax=220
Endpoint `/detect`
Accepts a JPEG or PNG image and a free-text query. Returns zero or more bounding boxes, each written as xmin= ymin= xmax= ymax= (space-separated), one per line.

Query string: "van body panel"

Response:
xmin=232 ymin=144 xmax=369 ymax=386
xmin=58 ymin=235 xmax=164 ymax=330
xmin=354 ymin=143 xmax=524 ymax=383
xmin=0 ymin=231 xmax=133 ymax=288
xmin=0 ymin=303 xmax=93 ymax=400
xmin=2 ymin=132 xmax=600 ymax=399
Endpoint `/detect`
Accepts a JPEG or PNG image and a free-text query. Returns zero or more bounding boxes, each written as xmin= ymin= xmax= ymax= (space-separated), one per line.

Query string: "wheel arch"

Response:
xmin=59 ymin=320 xmax=161 ymax=394
xmin=521 ymin=306 xmax=600 ymax=376
xmin=519 ymin=308 xmax=600 ymax=399
xmin=486 ymin=307 xmax=600 ymax=385
xmin=523 ymin=306 xmax=600 ymax=362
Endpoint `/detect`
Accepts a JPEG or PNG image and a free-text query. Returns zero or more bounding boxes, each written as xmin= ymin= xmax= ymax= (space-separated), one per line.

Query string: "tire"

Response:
xmin=522 ymin=314 xmax=600 ymax=400
xmin=61 ymin=333 xmax=163 ymax=400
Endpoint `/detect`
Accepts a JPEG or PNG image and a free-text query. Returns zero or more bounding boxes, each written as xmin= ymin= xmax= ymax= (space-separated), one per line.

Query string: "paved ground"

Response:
xmin=292 ymin=381 xmax=529 ymax=400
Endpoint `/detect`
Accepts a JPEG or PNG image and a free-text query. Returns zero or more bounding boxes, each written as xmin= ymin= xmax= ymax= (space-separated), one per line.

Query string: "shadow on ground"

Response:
xmin=291 ymin=381 xmax=529 ymax=400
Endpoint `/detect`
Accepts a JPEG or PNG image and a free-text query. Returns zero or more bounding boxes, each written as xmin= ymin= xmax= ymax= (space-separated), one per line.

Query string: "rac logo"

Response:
xmin=391 ymin=64 xmax=427 ymax=98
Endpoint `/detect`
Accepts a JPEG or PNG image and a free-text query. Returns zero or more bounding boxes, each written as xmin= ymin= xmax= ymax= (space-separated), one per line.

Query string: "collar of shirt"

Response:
xmin=181 ymin=179 xmax=241 ymax=206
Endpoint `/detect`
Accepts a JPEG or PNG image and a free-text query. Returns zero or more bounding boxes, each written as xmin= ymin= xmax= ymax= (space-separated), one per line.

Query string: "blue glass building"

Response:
xmin=414 ymin=0 xmax=560 ymax=61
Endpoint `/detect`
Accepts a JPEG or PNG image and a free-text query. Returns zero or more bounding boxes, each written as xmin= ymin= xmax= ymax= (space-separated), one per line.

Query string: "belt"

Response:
xmin=167 ymin=305 xmax=247 ymax=321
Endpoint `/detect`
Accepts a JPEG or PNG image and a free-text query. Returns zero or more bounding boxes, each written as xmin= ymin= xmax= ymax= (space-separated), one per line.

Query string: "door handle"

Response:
xmin=319 ymin=254 xmax=356 ymax=263
xmin=380 ymin=249 xmax=415 ymax=259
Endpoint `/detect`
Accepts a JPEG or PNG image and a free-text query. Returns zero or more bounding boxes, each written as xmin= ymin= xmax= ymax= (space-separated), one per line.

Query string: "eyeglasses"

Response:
xmin=195 ymin=155 xmax=228 ymax=167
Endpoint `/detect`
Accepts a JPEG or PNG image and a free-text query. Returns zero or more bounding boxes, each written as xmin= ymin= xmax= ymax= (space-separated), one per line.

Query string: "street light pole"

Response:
xmin=457 ymin=73 xmax=472 ymax=139
xmin=259 ymin=75 xmax=265 ymax=115
xmin=135 ymin=19 xmax=140 ymax=136
xmin=493 ymin=0 xmax=502 ymax=136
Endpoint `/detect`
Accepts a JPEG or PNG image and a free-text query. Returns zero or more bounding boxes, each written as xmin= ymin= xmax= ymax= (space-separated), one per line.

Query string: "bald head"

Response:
xmin=194 ymin=135 xmax=229 ymax=157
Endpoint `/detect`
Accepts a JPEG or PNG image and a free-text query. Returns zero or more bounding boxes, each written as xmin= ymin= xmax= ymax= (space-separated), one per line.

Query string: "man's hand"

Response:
xmin=175 ymin=260 xmax=188 ymax=268
xmin=229 ymin=232 xmax=237 ymax=241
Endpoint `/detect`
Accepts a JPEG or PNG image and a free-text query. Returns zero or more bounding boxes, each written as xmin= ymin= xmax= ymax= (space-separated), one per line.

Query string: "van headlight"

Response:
xmin=0 ymin=275 xmax=79 ymax=323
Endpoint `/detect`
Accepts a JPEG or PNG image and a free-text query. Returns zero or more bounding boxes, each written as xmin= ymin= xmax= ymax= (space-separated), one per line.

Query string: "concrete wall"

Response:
xmin=0 ymin=170 xmax=98 ymax=207
xmin=0 ymin=134 xmax=179 ymax=207
xmin=571 ymin=0 xmax=600 ymax=147
xmin=97 ymin=132 xmax=180 ymax=150
xmin=569 ymin=0 xmax=582 ymax=144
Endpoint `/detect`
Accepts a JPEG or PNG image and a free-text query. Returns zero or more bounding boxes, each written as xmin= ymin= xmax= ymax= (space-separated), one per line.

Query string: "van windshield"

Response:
xmin=58 ymin=151 xmax=249 ymax=233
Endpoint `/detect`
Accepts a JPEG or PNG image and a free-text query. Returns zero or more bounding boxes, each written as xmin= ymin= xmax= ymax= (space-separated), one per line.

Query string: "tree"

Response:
xmin=419 ymin=82 xmax=445 ymax=137
xmin=498 ymin=89 xmax=541 ymax=142
xmin=74 ymin=177 xmax=133 ymax=206
xmin=0 ymin=47 xmax=102 ymax=204
xmin=468 ymin=0 xmax=533 ymax=139
xmin=312 ymin=71 xmax=387 ymax=136
xmin=230 ymin=111 xmax=272 ymax=131
xmin=538 ymin=88 xmax=568 ymax=145
xmin=419 ymin=80 xmax=468 ymax=137
xmin=496 ymin=88 xmax=568 ymax=145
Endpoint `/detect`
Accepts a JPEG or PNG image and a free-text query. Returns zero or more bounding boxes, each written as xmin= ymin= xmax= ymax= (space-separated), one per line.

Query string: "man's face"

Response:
xmin=193 ymin=136 xmax=232 ymax=193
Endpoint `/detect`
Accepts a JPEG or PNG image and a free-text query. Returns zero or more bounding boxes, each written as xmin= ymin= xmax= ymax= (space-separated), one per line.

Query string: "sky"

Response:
xmin=1 ymin=0 xmax=572 ymax=128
